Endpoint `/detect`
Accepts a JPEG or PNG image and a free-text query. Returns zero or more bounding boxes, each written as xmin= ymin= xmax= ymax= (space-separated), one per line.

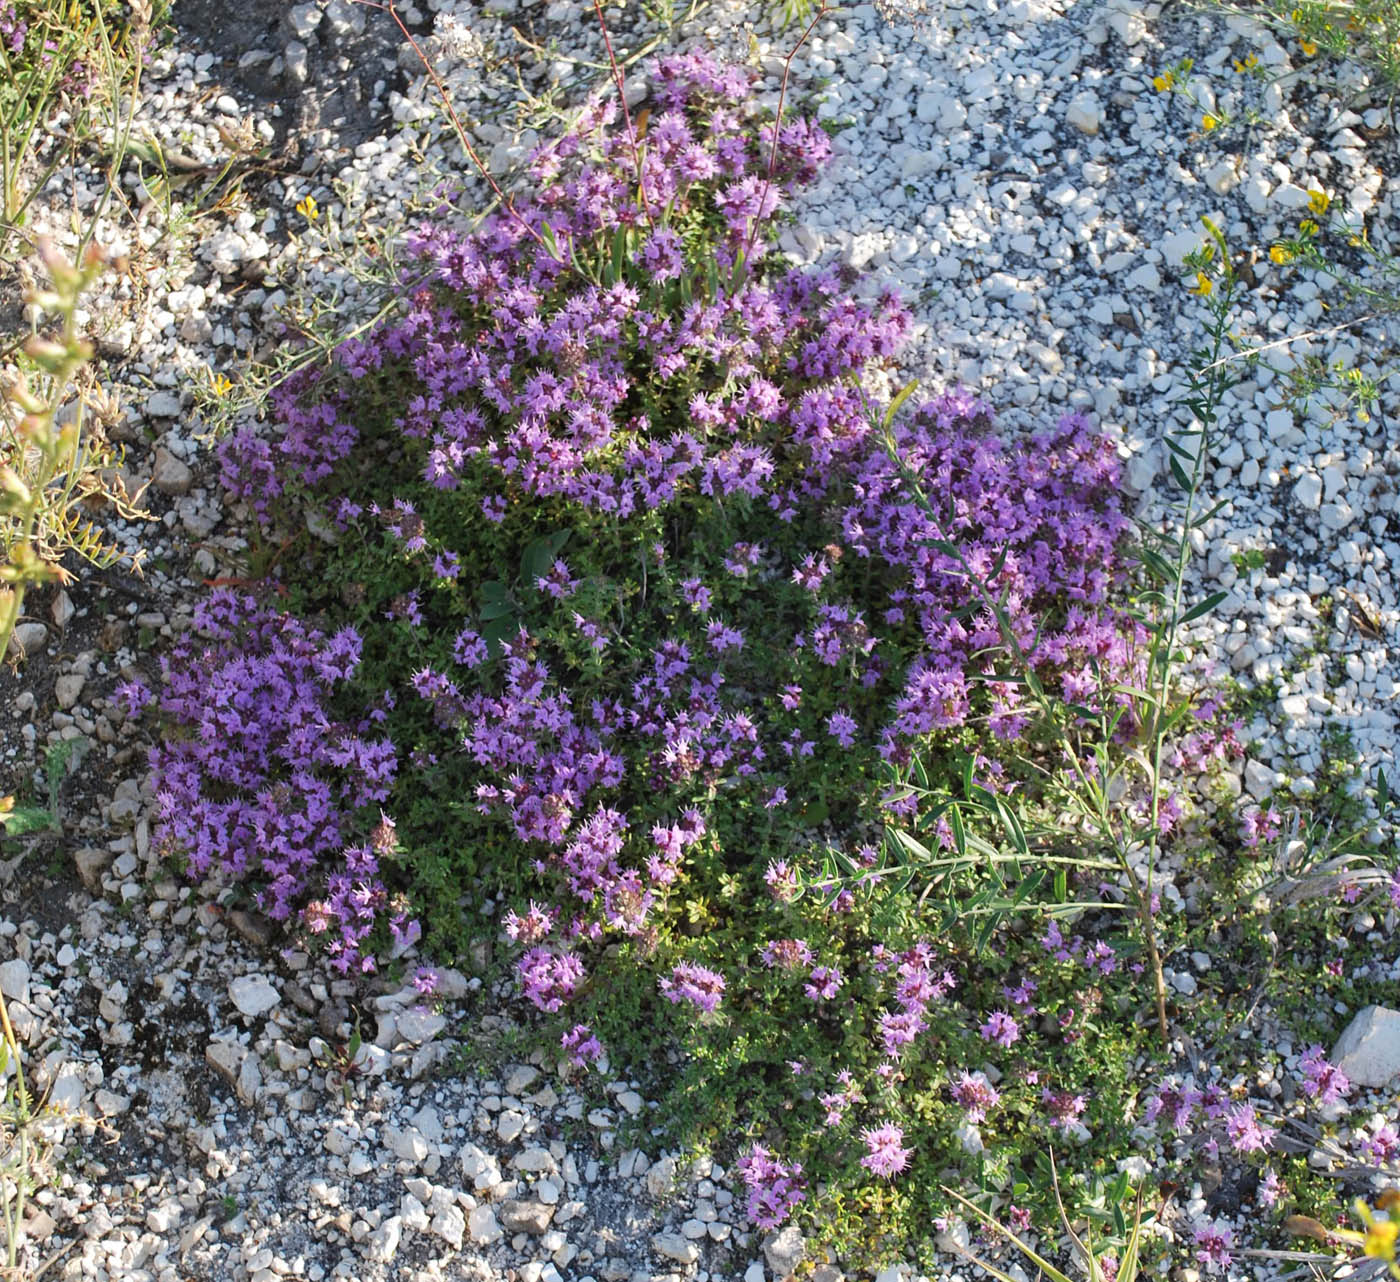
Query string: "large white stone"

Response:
xmin=654 ymin=1232 xmax=700 ymax=1265
xmin=0 ymin=960 xmax=30 ymax=1004
xmin=1332 ymin=1006 xmax=1400 ymax=1087
xmin=764 ymin=1225 xmax=807 ymax=1278
xmin=1066 ymin=93 xmax=1101 ymax=135
xmin=468 ymin=1204 xmax=502 ymax=1245
xmin=229 ymin=975 xmax=280 ymax=1019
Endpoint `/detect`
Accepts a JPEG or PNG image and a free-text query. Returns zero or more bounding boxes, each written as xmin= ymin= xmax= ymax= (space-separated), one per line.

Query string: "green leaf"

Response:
xmin=521 ymin=535 xmax=562 ymax=586
xmin=478 ymin=599 xmax=516 ymax=622
xmin=882 ymin=379 xmax=920 ymax=429
xmin=539 ymin=220 xmax=561 ymax=262
xmin=0 ymin=805 xmax=53 ymax=836
xmin=892 ymin=828 xmax=931 ymax=862
xmin=1168 ymin=453 xmax=1194 ymax=491
xmin=1179 ymin=590 xmax=1228 ymax=623
xmin=481 ymin=617 xmax=517 ymax=657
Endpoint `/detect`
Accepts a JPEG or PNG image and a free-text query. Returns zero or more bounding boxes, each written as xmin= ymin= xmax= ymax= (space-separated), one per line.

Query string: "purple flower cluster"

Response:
xmin=148 ymin=591 xmax=401 ymax=973
xmin=860 ymin=1122 xmax=913 ymax=1178
xmin=1297 ymin=1044 xmax=1351 ymax=1106
xmin=950 ymin=1071 xmax=1001 ymax=1124
xmin=1142 ymin=1076 xmax=1276 ymax=1155
xmin=659 ymin=960 xmax=726 ymax=1013
xmin=737 ymin=1145 xmax=806 ymax=1229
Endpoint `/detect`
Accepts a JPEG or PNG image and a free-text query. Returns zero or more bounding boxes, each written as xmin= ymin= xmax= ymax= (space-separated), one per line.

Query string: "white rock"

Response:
xmin=145 ymin=391 xmax=181 ymax=418
xmin=1107 ymin=4 xmax=1147 ymax=43
xmin=1204 ymin=159 xmax=1238 ymax=194
xmin=746 ymin=1265 xmax=767 ymax=1282
xmin=285 ymin=2 xmax=322 ymax=41
xmin=366 ymin=1216 xmax=402 ymax=1263
xmin=617 ymin=1089 xmax=643 ymax=1116
xmin=1320 ymin=501 xmax=1356 ymax=530
xmin=430 ymin=1204 xmax=466 ymax=1248
xmin=1065 ymin=94 xmax=1101 ymax=135
xmin=389 ymin=1126 xmax=429 ymax=1163
xmin=229 ymin=975 xmax=280 ymax=1019
xmin=205 ymin=1040 xmax=245 ymax=1090
xmin=1332 ymin=1006 xmax=1400 ymax=1087
xmin=49 ymin=590 xmax=74 ymax=629
xmin=764 ymin=1225 xmax=807 ymax=1278
xmin=1293 ymin=473 xmax=1323 ymax=509
xmin=151 ymin=448 xmax=194 ymax=496
xmin=54 ymin=673 xmax=85 ymax=709
xmin=1161 ymin=228 xmax=1203 ymax=268
xmin=0 ymin=960 xmax=29 ymax=1004
xmin=653 ymin=1232 xmax=700 ymax=1265
xmin=396 ymin=1008 xmax=447 ymax=1044
xmin=468 ymin=1204 xmax=503 ymax=1245
xmin=514 ymin=1146 xmax=558 ymax=1174
xmin=1273 ymin=182 xmax=1312 ymax=209
xmin=460 ymin=1142 xmax=499 ymax=1184
xmin=646 ymin=1154 xmax=678 ymax=1200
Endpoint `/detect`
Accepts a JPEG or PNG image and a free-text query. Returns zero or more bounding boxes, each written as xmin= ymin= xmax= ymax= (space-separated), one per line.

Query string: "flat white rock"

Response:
xmin=1331 ymin=1006 xmax=1400 ymax=1087
xmin=229 ymin=975 xmax=280 ymax=1019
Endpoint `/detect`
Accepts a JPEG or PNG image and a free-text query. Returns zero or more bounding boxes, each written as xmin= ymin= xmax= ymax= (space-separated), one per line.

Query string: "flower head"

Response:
xmin=859 ymin=1122 xmax=913 ymax=1178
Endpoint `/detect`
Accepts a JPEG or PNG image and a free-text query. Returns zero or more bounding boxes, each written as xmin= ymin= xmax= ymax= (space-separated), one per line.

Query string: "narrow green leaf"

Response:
xmin=1180 ymin=590 xmax=1228 ymax=623
xmin=882 ymin=379 xmax=920 ymax=429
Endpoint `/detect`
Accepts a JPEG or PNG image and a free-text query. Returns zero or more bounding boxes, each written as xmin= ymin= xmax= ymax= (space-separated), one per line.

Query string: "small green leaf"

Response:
xmin=1180 ymin=590 xmax=1228 ymax=623
xmin=882 ymin=379 xmax=920 ymax=429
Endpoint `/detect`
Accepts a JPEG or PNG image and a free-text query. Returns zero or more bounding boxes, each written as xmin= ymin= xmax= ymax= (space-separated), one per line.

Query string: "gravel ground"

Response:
xmin=0 ymin=0 xmax=1396 ymax=1277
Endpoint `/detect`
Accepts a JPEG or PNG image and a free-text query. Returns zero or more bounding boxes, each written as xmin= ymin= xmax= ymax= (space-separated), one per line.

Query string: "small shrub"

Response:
xmin=1 ymin=238 xmax=146 ymax=665
xmin=156 ymin=51 xmax=1192 ymax=1260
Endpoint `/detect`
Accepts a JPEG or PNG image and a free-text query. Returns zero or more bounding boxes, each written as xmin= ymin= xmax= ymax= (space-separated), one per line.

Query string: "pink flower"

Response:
xmin=859 ymin=1122 xmax=912 ymax=1178
xmin=979 ymin=1011 xmax=1020 ymax=1047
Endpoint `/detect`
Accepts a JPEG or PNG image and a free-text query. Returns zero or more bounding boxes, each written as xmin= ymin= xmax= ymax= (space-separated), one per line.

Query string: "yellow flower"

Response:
xmin=1189 ymin=271 xmax=1213 ymax=296
xmin=1363 ymin=1218 xmax=1397 ymax=1261
xmin=1202 ymin=113 xmax=1220 ymax=131
xmin=1307 ymin=189 xmax=1330 ymax=215
xmin=1300 ymin=37 xmax=1317 ymax=54
xmin=1300 ymin=218 xmax=1319 ymax=235
xmin=210 ymin=371 xmax=233 ymax=397
xmin=296 ymin=194 xmax=320 ymax=222
xmin=1234 ymin=53 xmax=1259 ymax=71
xmin=1269 ymin=245 xmax=1294 ymax=264
xmin=1153 ymin=71 xmax=1174 ymax=91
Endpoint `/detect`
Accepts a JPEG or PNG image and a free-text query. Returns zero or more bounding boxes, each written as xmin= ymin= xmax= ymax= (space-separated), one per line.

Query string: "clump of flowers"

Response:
xmin=158 ymin=45 xmax=1152 ymax=1252
xmin=738 ymin=1145 xmax=806 ymax=1228
xmin=148 ymin=590 xmax=401 ymax=973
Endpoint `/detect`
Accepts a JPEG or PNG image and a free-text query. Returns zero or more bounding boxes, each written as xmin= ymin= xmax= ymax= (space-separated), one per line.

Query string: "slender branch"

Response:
xmin=356 ymin=0 xmax=551 ymax=255
xmin=589 ymin=0 xmax=655 ymax=230
xmin=741 ymin=4 xmax=830 ymax=267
